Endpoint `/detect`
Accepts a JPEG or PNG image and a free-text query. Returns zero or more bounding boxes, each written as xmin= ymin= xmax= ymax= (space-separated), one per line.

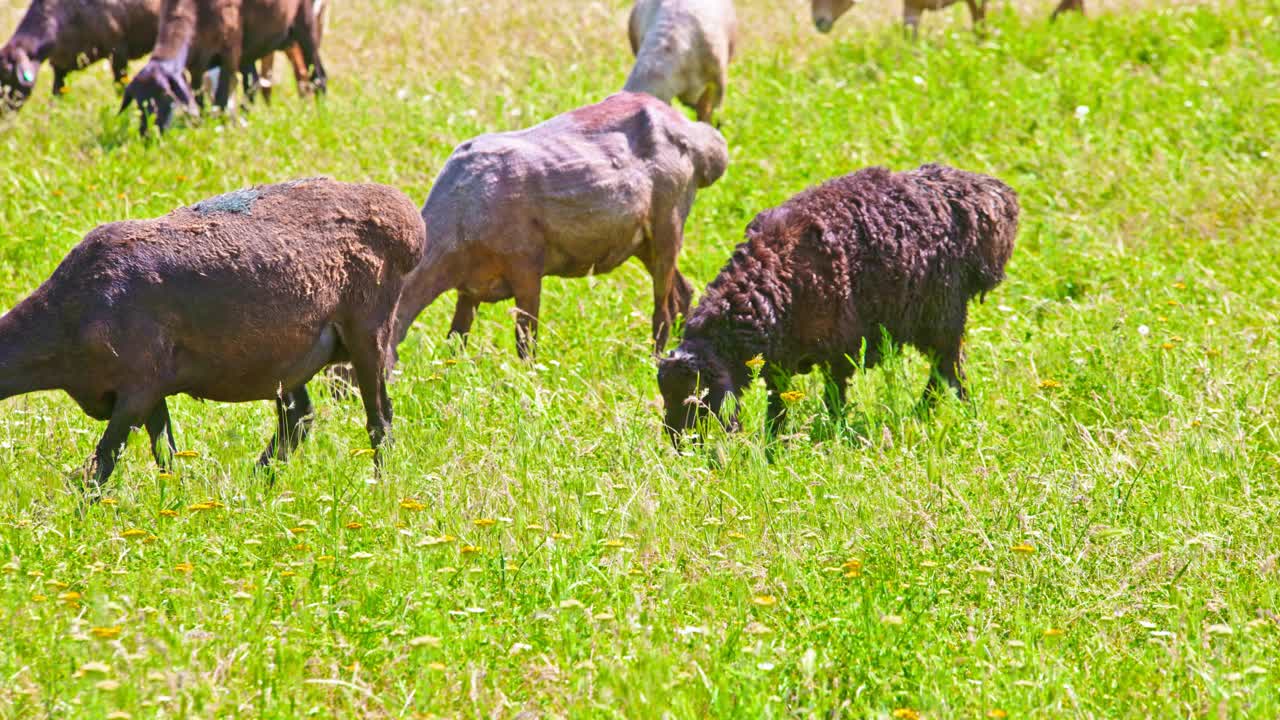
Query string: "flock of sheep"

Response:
xmin=0 ymin=0 xmax=1047 ymax=489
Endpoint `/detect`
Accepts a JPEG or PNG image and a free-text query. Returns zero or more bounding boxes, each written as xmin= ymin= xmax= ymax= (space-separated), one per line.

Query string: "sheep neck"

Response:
xmin=149 ymin=0 xmax=197 ymax=64
xmin=0 ymin=298 xmax=62 ymax=402
xmin=6 ymin=0 xmax=59 ymax=61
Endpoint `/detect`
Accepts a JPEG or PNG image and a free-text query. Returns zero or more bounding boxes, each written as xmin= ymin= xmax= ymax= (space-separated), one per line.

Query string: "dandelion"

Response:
xmin=842 ymin=559 xmax=863 ymax=578
xmin=1161 ymin=342 xmax=1175 ymax=350
xmin=1043 ymin=627 xmax=1065 ymax=637
xmin=892 ymin=709 xmax=920 ymax=720
xmin=59 ymin=591 xmax=82 ymax=603
xmin=987 ymin=710 xmax=1008 ymax=719
xmin=473 ymin=518 xmax=497 ymax=527
xmin=459 ymin=545 xmax=481 ymax=555
xmin=727 ymin=531 xmax=746 ymax=540
xmin=399 ymin=498 xmax=427 ymax=512
xmin=289 ymin=527 xmax=307 ymax=536
xmin=159 ymin=509 xmax=179 ymax=518
xmin=345 ymin=521 xmax=363 ymax=530
xmin=121 ymin=528 xmax=148 ymax=539
xmin=751 ymin=595 xmax=778 ymax=607
xmin=174 ymin=450 xmax=199 ymax=459
xmin=91 ymin=626 xmax=122 ymax=640
xmin=292 ymin=543 xmax=309 ymax=552
xmin=1038 ymin=379 xmax=1062 ymax=389
xmin=779 ymin=390 xmax=806 ymax=403
xmin=175 ymin=175 xmax=186 ymax=182
xmin=317 ymin=555 xmax=336 ymax=563
xmin=1173 ymin=282 xmax=1187 ymax=290
xmin=173 ymin=562 xmax=194 ymax=573
xmin=745 ymin=355 xmax=765 ymax=371
xmin=1011 ymin=543 xmax=1035 ymax=554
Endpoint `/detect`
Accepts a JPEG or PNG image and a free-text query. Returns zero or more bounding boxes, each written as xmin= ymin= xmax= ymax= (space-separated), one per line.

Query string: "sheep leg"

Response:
xmin=88 ymin=396 xmax=153 ymax=489
xmin=346 ymin=334 xmax=394 ymax=459
xmin=903 ymin=11 xmax=922 ymax=39
xmin=213 ymin=46 xmax=240 ymax=111
xmin=643 ymin=217 xmax=685 ymax=353
xmin=1051 ymin=0 xmax=1084 ymax=21
xmin=258 ymin=53 xmax=276 ymax=104
xmin=510 ymin=269 xmax=543 ymax=360
xmin=964 ymin=0 xmax=986 ymax=28
xmin=51 ymin=68 xmax=67 ymax=97
xmin=292 ymin=4 xmax=327 ymax=94
xmin=110 ymin=53 xmax=129 ymax=86
xmin=448 ymin=292 xmax=479 ymax=343
xmin=822 ymin=364 xmax=853 ymax=425
xmin=764 ymin=371 xmax=790 ymax=440
xmin=257 ymin=387 xmax=315 ymax=466
xmin=671 ymin=269 xmax=694 ymax=320
xmin=284 ymin=45 xmax=311 ymax=97
xmin=920 ymin=341 xmax=967 ymax=409
xmin=144 ymin=401 xmax=177 ymax=469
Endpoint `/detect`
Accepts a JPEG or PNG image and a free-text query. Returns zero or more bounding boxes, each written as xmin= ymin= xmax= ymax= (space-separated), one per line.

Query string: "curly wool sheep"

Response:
xmin=0 ymin=178 xmax=424 ymax=488
xmin=657 ymin=163 xmax=1018 ymax=441
xmin=624 ymin=0 xmax=737 ymax=123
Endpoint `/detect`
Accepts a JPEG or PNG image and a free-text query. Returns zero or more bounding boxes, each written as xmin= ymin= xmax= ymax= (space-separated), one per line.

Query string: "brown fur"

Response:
xmin=657 ymin=164 xmax=1018 ymax=441
xmin=0 ymin=178 xmax=424 ymax=488
xmin=810 ymin=0 xmax=1083 ymax=35
xmin=120 ymin=0 xmax=326 ymax=134
xmin=0 ymin=0 xmax=160 ymax=110
xmin=397 ymin=92 xmax=729 ymax=359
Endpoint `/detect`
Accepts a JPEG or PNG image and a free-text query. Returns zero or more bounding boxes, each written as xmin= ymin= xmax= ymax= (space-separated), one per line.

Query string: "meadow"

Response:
xmin=0 ymin=0 xmax=1278 ymax=717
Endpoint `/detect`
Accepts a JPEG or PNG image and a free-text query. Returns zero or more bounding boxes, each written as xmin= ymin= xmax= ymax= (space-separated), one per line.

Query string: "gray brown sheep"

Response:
xmin=121 ymin=0 xmax=326 ymax=134
xmin=395 ymin=91 xmax=729 ymax=359
xmin=657 ymin=163 xmax=1018 ymax=442
xmin=624 ymin=0 xmax=737 ymax=124
xmin=0 ymin=0 xmax=160 ymax=110
xmin=810 ymin=0 xmax=1083 ymax=35
xmin=0 ymin=177 xmax=424 ymax=488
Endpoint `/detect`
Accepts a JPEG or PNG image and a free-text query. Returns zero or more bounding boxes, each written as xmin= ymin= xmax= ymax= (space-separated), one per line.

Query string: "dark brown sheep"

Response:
xmin=120 ymin=0 xmax=326 ymax=133
xmin=248 ymin=0 xmax=326 ymax=103
xmin=395 ymin=91 xmax=729 ymax=359
xmin=0 ymin=0 xmax=160 ymax=110
xmin=0 ymin=177 xmax=424 ymax=488
xmin=657 ymin=164 xmax=1018 ymax=442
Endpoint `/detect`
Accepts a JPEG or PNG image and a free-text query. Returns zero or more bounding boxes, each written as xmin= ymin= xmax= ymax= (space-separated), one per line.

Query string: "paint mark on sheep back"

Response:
xmin=192 ymin=188 xmax=260 ymax=216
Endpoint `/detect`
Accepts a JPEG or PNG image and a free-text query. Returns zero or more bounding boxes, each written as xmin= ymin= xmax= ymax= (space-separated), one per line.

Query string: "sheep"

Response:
xmin=248 ymin=0 xmax=327 ymax=103
xmin=120 ymin=0 xmax=325 ymax=134
xmin=809 ymin=0 xmax=1083 ymax=35
xmin=395 ymin=91 xmax=729 ymax=359
xmin=0 ymin=177 xmax=424 ymax=489
xmin=624 ymin=0 xmax=737 ymax=124
xmin=657 ymin=163 xmax=1018 ymax=442
xmin=0 ymin=0 xmax=161 ymax=111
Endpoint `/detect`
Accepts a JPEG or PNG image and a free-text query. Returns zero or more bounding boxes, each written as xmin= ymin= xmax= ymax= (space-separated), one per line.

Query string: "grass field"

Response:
xmin=1 ymin=0 xmax=1279 ymax=717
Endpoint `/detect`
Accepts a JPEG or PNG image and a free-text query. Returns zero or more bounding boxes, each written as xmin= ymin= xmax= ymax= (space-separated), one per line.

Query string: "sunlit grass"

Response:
xmin=1 ymin=0 xmax=1278 ymax=716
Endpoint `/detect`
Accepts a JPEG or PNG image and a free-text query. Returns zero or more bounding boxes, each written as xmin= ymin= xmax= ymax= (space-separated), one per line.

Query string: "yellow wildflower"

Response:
xmin=317 ymin=555 xmax=335 ymax=563
xmin=281 ymin=571 xmax=297 ymax=577
xmin=779 ymin=390 xmax=806 ymax=403
xmin=99 ymin=498 xmax=118 ymax=507
xmin=121 ymin=528 xmax=148 ymax=539
xmin=426 ymin=662 xmax=447 ymax=671
xmin=173 ymin=562 xmax=194 ymax=574
xmin=842 ymin=559 xmax=863 ymax=578
xmin=602 ymin=539 xmax=626 ymax=548
xmin=550 ymin=532 xmax=571 ymax=540
xmin=1044 ymin=628 xmax=1064 ymax=637
xmin=1161 ymin=342 xmax=1175 ymax=350
xmin=399 ymin=499 xmax=426 ymax=512
xmin=988 ymin=710 xmax=1008 ymax=719
xmin=1038 ymin=379 xmax=1062 ymax=389
xmin=751 ymin=595 xmax=778 ymax=607
xmin=727 ymin=531 xmax=746 ymax=540
xmin=289 ymin=527 xmax=307 ymax=535
xmin=31 ymin=594 xmax=47 ymax=602
xmin=473 ymin=518 xmax=497 ymax=527
xmin=159 ymin=509 xmax=179 ymax=518
xmin=459 ymin=545 xmax=481 ymax=555
xmin=745 ymin=355 xmax=765 ymax=371
xmin=892 ymin=709 xmax=920 ymax=720
xmin=344 ymin=521 xmax=364 ymax=530
xmin=1011 ymin=543 xmax=1035 ymax=554
xmin=90 ymin=626 xmax=122 ymax=640
xmin=174 ymin=450 xmax=199 ymax=459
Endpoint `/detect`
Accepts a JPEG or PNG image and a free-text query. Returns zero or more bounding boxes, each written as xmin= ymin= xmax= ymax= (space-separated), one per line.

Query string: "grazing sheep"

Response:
xmin=624 ymin=0 xmax=737 ymax=123
xmin=396 ymin=91 xmax=729 ymax=359
xmin=121 ymin=0 xmax=326 ymax=134
xmin=809 ymin=0 xmax=1083 ymax=35
xmin=0 ymin=178 xmax=424 ymax=488
xmin=657 ymin=164 xmax=1018 ymax=442
xmin=0 ymin=0 xmax=161 ymax=111
xmin=249 ymin=0 xmax=327 ymax=103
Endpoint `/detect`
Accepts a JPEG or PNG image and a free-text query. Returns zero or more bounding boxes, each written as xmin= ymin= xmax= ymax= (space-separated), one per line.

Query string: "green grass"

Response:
xmin=1 ymin=0 xmax=1279 ymax=717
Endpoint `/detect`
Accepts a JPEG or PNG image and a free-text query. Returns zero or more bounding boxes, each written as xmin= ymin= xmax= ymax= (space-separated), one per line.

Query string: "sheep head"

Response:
xmin=657 ymin=342 xmax=738 ymax=446
xmin=120 ymin=57 xmax=196 ymax=136
xmin=811 ymin=0 xmax=856 ymax=33
xmin=0 ymin=46 xmax=40 ymax=110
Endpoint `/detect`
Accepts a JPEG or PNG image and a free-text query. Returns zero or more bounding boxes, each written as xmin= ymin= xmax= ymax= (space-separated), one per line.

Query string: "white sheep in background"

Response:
xmin=624 ymin=0 xmax=737 ymax=124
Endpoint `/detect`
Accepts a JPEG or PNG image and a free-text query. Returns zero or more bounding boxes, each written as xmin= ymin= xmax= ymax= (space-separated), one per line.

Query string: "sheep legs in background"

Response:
xmin=510 ymin=268 xmax=543 ymax=361
xmin=449 ymin=292 xmax=480 ymax=342
xmin=1051 ymin=0 xmax=1085 ymax=21
xmin=87 ymin=391 xmax=160 ymax=490
xmin=145 ymin=400 xmax=177 ymax=470
xmin=917 ymin=340 xmax=968 ymax=413
xmin=257 ymin=387 xmax=315 ymax=467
